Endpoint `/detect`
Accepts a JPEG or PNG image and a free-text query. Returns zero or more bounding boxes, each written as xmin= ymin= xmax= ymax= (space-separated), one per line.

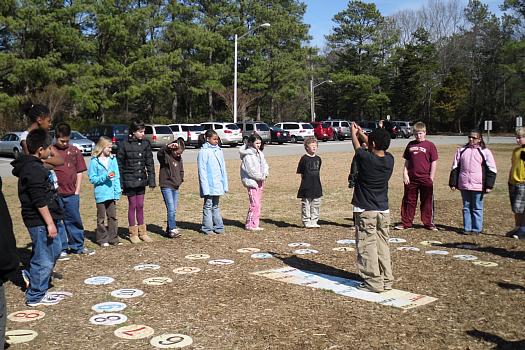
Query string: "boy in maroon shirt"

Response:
xmin=395 ymin=122 xmax=439 ymax=231
xmin=53 ymin=123 xmax=94 ymax=255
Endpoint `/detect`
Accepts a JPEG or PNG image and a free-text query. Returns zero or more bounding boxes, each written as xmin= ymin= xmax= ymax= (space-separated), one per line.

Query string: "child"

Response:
xmin=449 ymin=129 xmax=497 ymax=234
xmin=52 ymin=123 xmax=93 ymax=255
xmin=508 ymin=127 xmax=525 ymax=239
xmin=157 ymin=139 xmax=185 ymax=238
xmin=197 ymin=129 xmax=228 ymax=235
xmin=117 ymin=119 xmax=156 ymax=243
xmin=240 ymin=134 xmax=269 ymax=231
xmin=395 ymin=122 xmax=439 ymax=231
xmin=88 ymin=137 xmax=122 ymax=246
xmin=350 ymin=122 xmax=395 ymax=293
xmin=11 ymin=128 xmax=63 ymax=306
xmin=297 ymin=136 xmax=322 ymax=228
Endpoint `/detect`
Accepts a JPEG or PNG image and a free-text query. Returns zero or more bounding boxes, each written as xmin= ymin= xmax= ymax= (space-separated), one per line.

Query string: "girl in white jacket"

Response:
xmin=240 ymin=134 xmax=269 ymax=231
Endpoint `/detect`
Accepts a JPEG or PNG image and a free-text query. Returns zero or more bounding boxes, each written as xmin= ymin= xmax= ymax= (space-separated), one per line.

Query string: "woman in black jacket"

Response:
xmin=117 ymin=119 xmax=156 ymax=243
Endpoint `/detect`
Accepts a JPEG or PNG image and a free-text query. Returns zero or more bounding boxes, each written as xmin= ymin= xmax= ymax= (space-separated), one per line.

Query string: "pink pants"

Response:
xmin=246 ymin=182 xmax=264 ymax=229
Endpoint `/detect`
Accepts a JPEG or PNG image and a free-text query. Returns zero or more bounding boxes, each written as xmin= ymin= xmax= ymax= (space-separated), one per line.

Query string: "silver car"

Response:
xmin=235 ymin=121 xmax=272 ymax=143
xmin=0 ymin=131 xmax=23 ymax=158
xmin=49 ymin=130 xmax=95 ymax=155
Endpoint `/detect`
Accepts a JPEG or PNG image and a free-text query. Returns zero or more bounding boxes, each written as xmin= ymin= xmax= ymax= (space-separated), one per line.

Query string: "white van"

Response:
xmin=273 ymin=122 xmax=315 ymax=143
xmin=168 ymin=124 xmax=189 ymax=143
xmin=200 ymin=122 xmax=242 ymax=147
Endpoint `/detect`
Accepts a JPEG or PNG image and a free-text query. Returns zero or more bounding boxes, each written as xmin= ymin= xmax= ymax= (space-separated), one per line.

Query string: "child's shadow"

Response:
xmin=261 ymin=218 xmax=301 ymax=228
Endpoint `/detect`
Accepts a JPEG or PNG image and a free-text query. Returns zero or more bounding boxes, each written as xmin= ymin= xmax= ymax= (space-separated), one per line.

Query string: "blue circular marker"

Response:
xmin=91 ymin=302 xmax=127 ymax=313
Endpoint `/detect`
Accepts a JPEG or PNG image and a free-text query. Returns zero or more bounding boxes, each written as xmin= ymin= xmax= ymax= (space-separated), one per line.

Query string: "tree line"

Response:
xmin=0 ymin=0 xmax=524 ymax=133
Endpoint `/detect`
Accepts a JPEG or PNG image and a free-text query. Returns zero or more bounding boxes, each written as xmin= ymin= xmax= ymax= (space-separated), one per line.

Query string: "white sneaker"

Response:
xmin=310 ymin=223 xmax=321 ymax=228
xmin=101 ymin=243 xmax=110 ymax=247
xmin=57 ymin=251 xmax=70 ymax=261
xmin=26 ymin=293 xmax=60 ymax=307
xmin=253 ymin=227 xmax=264 ymax=231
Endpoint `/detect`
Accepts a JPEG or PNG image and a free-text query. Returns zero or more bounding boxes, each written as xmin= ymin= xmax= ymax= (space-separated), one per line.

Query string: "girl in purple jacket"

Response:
xmin=449 ymin=130 xmax=497 ymax=234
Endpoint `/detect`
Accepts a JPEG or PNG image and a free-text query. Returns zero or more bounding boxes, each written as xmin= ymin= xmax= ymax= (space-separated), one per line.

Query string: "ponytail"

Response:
xmin=20 ymin=101 xmax=50 ymax=122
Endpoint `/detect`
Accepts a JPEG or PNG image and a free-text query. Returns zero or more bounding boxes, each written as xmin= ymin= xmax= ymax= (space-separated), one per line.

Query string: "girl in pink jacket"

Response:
xmin=449 ymin=130 xmax=497 ymax=234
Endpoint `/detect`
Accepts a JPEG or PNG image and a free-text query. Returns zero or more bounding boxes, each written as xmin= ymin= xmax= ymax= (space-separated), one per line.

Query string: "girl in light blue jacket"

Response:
xmin=88 ymin=137 xmax=122 ymax=246
xmin=197 ymin=130 xmax=228 ymax=234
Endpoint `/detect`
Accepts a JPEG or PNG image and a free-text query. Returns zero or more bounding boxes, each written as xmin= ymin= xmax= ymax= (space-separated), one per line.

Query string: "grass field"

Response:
xmin=3 ymin=143 xmax=524 ymax=349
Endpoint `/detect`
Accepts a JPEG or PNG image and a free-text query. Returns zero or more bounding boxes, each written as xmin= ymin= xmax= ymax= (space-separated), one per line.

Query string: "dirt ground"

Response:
xmin=3 ymin=143 xmax=524 ymax=349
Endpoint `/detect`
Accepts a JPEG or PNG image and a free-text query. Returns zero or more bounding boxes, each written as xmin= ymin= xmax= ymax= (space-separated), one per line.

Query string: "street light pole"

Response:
xmin=233 ymin=23 xmax=270 ymax=124
xmin=310 ymin=80 xmax=333 ymax=122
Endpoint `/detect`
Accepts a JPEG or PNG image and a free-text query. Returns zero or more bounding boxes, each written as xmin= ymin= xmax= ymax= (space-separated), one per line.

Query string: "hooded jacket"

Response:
xmin=449 ymin=145 xmax=497 ymax=192
xmin=11 ymin=155 xmax=63 ymax=227
xmin=157 ymin=144 xmax=184 ymax=189
xmin=117 ymin=137 xmax=156 ymax=189
xmin=0 ymin=177 xmax=19 ymax=285
xmin=88 ymin=155 xmax=122 ymax=203
xmin=239 ymin=144 xmax=269 ymax=188
xmin=197 ymin=142 xmax=228 ymax=197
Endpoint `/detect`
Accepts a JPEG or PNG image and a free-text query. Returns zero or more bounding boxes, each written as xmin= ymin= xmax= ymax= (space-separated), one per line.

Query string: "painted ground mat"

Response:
xmin=252 ymin=267 xmax=437 ymax=309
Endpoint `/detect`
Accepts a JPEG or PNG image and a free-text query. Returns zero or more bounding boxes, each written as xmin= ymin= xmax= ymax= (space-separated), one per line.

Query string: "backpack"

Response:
xmin=448 ymin=147 xmax=496 ymax=193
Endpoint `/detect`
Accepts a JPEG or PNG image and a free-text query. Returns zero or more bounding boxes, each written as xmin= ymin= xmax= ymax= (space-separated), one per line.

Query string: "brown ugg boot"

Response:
xmin=129 ymin=225 xmax=141 ymax=244
xmin=138 ymin=224 xmax=153 ymax=242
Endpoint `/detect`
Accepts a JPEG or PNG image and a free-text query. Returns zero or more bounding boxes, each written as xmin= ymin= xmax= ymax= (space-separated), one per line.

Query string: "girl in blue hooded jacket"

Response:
xmin=88 ymin=137 xmax=122 ymax=246
xmin=197 ymin=130 xmax=228 ymax=234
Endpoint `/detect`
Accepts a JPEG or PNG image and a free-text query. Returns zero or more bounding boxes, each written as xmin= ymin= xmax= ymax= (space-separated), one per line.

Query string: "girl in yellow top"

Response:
xmin=508 ymin=127 xmax=525 ymax=239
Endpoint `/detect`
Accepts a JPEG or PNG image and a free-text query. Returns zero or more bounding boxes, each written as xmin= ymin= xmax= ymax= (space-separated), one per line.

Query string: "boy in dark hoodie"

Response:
xmin=11 ymin=128 xmax=63 ymax=307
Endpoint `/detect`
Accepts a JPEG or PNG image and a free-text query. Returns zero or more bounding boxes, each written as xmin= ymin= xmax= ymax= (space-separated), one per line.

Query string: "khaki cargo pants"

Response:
xmin=355 ymin=211 xmax=394 ymax=291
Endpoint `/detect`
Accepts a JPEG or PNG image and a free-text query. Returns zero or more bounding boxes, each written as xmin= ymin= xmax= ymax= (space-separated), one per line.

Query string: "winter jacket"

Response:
xmin=157 ymin=144 xmax=184 ymax=189
xmin=0 ymin=177 xmax=19 ymax=285
xmin=239 ymin=145 xmax=269 ymax=188
xmin=117 ymin=137 xmax=156 ymax=189
xmin=88 ymin=155 xmax=122 ymax=203
xmin=449 ymin=145 xmax=497 ymax=192
xmin=11 ymin=155 xmax=63 ymax=227
xmin=197 ymin=142 xmax=228 ymax=197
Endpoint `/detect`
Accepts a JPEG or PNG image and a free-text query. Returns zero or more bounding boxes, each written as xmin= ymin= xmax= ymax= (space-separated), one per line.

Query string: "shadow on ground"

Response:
xmin=437 ymin=241 xmax=525 ymax=261
xmin=466 ymin=329 xmax=525 ymax=349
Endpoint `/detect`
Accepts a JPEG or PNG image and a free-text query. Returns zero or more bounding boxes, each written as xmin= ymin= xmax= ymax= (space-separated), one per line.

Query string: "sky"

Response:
xmin=303 ymin=0 xmax=505 ymax=48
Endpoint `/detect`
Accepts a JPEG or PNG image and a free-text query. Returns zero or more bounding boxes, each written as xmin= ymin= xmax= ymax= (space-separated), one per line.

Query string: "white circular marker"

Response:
xmin=208 ymin=259 xmax=234 ymax=265
xmin=184 ymin=254 xmax=210 ymax=260
xmin=453 ymin=254 xmax=478 ymax=261
xmin=92 ymin=302 xmax=127 ymax=313
xmin=250 ymin=253 xmax=273 ymax=259
xmin=133 ymin=263 xmax=161 ymax=271
xmin=332 ymin=247 xmax=354 ymax=252
xmin=293 ymin=249 xmax=319 ymax=255
xmin=425 ymin=250 xmax=449 ymax=255
xmin=143 ymin=277 xmax=173 ymax=285
xmin=89 ymin=313 xmax=128 ymax=326
xmin=111 ymin=288 xmax=144 ymax=299
xmin=114 ymin=324 xmax=155 ymax=339
xmin=150 ymin=334 xmax=193 ymax=348
xmin=336 ymin=239 xmax=356 ymax=245
xmin=388 ymin=238 xmax=407 ymax=243
xmin=173 ymin=267 xmax=201 ymax=274
xmin=5 ymin=330 xmax=38 ymax=344
xmin=420 ymin=240 xmax=443 ymax=246
xmin=84 ymin=276 xmax=115 ymax=285
xmin=397 ymin=246 xmax=421 ymax=252
xmin=288 ymin=242 xmax=311 ymax=247
xmin=472 ymin=261 xmax=498 ymax=267
xmin=8 ymin=310 xmax=45 ymax=322
xmin=237 ymin=247 xmax=260 ymax=253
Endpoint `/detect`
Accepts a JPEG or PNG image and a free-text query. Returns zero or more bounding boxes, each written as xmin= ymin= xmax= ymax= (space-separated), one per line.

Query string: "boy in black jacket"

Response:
xmin=11 ymin=128 xmax=63 ymax=306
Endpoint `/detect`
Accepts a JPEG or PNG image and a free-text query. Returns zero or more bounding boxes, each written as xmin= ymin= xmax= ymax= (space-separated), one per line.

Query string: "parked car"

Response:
xmin=273 ymin=122 xmax=315 ymax=143
xmin=393 ymin=120 xmax=413 ymax=138
xmin=359 ymin=120 xmax=398 ymax=139
xmin=201 ymin=122 xmax=243 ymax=147
xmin=322 ymin=120 xmax=351 ymax=140
xmin=0 ymin=131 xmax=23 ymax=159
xmin=168 ymin=124 xmax=189 ymax=144
xmin=311 ymin=121 xmax=334 ymax=142
xmin=144 ymin=124 xmax=175 ymax=149
xmin=235 ymin=121 xmax=272 ymax=143
xmin=180 ymin=124 xmax=205 ymax=147
xmin=85 ymin=124 xmax=129 ymax=152
xmin=50 ymin=130 xmax=95 ymax=155
xmin=270 ymin=126 xmax=291 ymax=144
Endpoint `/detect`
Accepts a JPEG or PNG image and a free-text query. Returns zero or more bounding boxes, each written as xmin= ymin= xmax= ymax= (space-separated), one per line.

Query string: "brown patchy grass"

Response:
xmin=3 ymin=143 xmax=525 ymax=349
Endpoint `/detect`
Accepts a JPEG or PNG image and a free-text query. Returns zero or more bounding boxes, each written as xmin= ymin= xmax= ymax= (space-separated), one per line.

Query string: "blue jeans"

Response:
xmin=461 ymin=190 xmax=484 ymax=232
xmin=202 ymin=195 xmax=224 ymax=234
xmin=26 ymin=225 xmax=61 ymax=303
xmin=161 ymin=187 xmax=179 ymax=231
xmin=58 ymin=195 xmax=85 ymax=253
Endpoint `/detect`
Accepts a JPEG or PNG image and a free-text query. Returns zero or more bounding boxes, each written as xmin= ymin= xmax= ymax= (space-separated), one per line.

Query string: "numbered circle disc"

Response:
xmin=453 ymin=254 xmax=478 ymax=261
xmin=288 ymin=242 xmax=311 ymax=247
xmin=332 ymin=247 xmax=355 ymax=252
xmin=293 ymin=249 xmax=319 ymax=255
xmin=111 ymin=288 xmax=144 ymax=299
xmin=133 ymin=263 xmax=161 ymax=271
xmin=336 ymin=239 xmax=356 ymax=245
xmin=472 ymin=261 xmax=498 ymax=267
xmin=237 ymin=247 xmax=260 ymax=253
xmin=388 ymin=238 xmax=407 ymax=243
xmin=5 ymin=330 xmax=38 ymax=344
xmin=397 ymin=246 xmax=421 ymax=252
xmin=114 ymin=324 xmax=155 ymax=339
xmin=92 ymin=302 xmax=127 ymax=313
xmin=150 ymin=333 xmax=193 ymax=348
xmin=8 ymin=310 xmax=45 ymax=322
xmin=420 ymin=240 xmax=443 ymax=246
xmin=208 ymin=259 xmax=234 ymax=265
xmin=250 ymin=253 xmax=273 ymax=259
xmin=172 ymin=267 xmax=201 ymax=274
xmin=425 ymin=250 xmax=449 ymax=255
xmin=84 ymin=276 xmax=115 ymax=285
xmin=143 ymin=277 xmax=173 ymax=286
xmin=45 ymin=291 xmax=73 ymax=301
xmin=89 ymin=313 xmax=128 ymax=326
xmin=184 ymin=254 xmax=210 ymax=260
